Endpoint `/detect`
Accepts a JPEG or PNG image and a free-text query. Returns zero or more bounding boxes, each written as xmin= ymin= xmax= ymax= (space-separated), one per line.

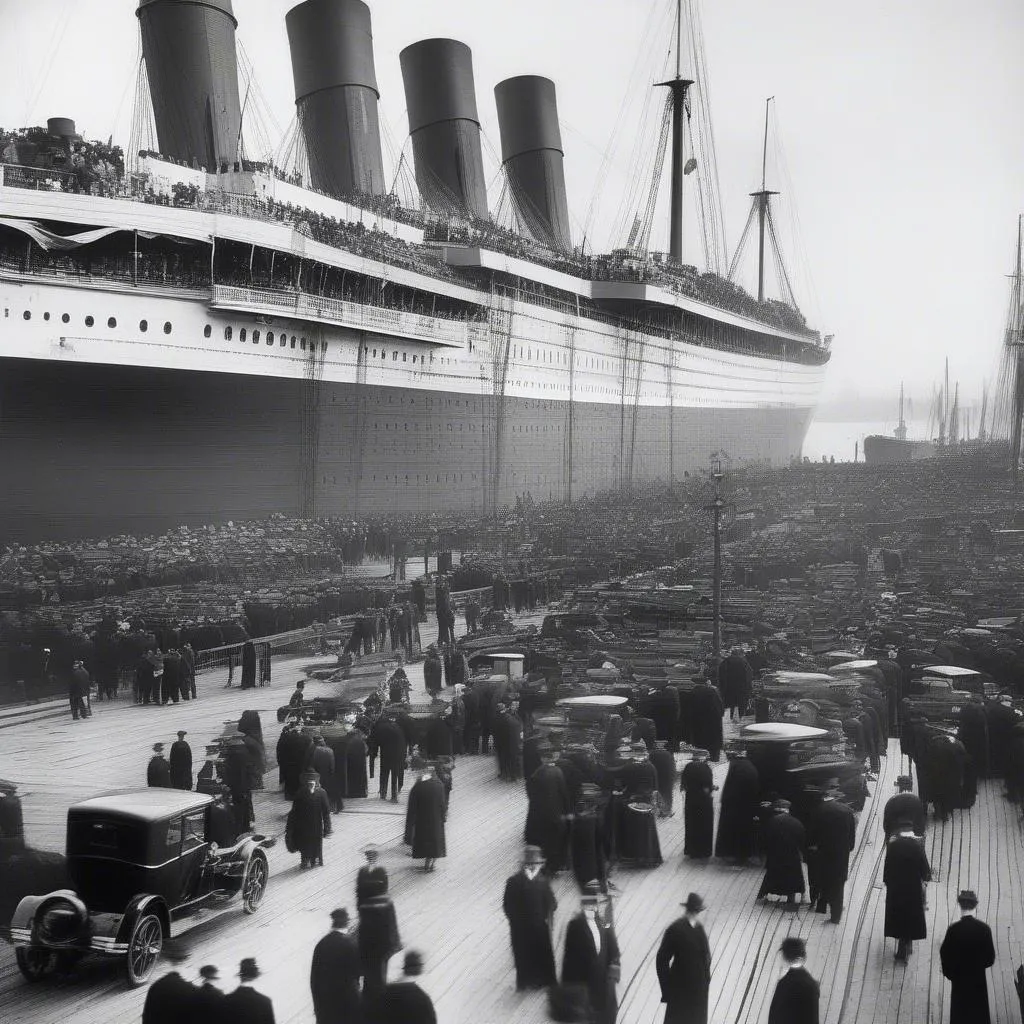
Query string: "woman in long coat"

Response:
xmin=715 ymin=753 xmax=760 ymax=861
xmin=345 ymin=728 xmax=369 ymax=798
xmin=404 ymin=766 xmax=447 ymax=870
xmin=883 ymin=828 xmax=931 ymax=959
xmin=760 ymin=802 xmax=806 ymax=902
xmin=681 ymin=751 xmax=714 ymax=858
xmin=569 ymin=794 xmax=609 ymax=893
xmin=525 ymin=758 xmax=572 ymax=872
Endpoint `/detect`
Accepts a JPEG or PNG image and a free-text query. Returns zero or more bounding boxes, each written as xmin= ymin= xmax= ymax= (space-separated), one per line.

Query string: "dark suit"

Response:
xmin=365 ymin=980 xmax=436 ymax=1024
xmin=768 ymin=966 xmax=819 ymax=1024
xmin=356 ymin=864 xmax=389 ymax=902
xmin=503 ymin=869 xmax=557 ymax=990
xmin=561 ymin=914 xmax=620 ymax=1024
xmin=310 ymin=928 xmax=363 ymax=1024
xmin=655 ymin=917 xmax=711 ymax=1024
xmin=761 ymin=812 xmax=805 ymax=899
xmin=940 ymin=914 xmax=996 ymax=1024
xmin=142 ymin=971 xmax=199 ymax=1023
xmin=808 ymin=798 xmax=856 ymax=922
xmin=222 ymin=983 xmax=275 ymax=1024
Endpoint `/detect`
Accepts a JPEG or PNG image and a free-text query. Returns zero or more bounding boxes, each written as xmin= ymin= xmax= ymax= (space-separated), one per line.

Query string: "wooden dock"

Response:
xmin=2 ymin=623 xmax=1023 ymax=1024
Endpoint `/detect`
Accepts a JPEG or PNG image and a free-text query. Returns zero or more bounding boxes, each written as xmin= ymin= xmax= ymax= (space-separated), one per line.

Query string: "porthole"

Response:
xmin=252 ymin=330 xmax=260 ymax=343
xmin=140 ymin=319 xmax=148 ymax=332
xmin=224 ymin=326 xmax=232 ymax=340
xmin=163 ymin=321 xmax=172 ymax=334
xmin=203 ymin=324 xmax=212 ymax=338
xmin=85 ymin=315 xmax=94 ymax=327
xmin=61 ymin=313 xmax=70 ymax=323
xmin=372 ymin=349 xmax=377 ymax=358
xmin=43 ymin=312 xmax=50 ymax=321
xmin=290 ymin=337 xmax=295 ymax=349
xmin=107 ymin=317 xmax=117 ymax=328
xmin=240 ymin=328 xmax=247 ymax=342
xmin=22 ymin=310 xmax=30 ymax=320
xmin=280 ymin=336 xmax=286 ymax=347
xmin=267 ymin=332 xmax=274 ymax=344
xmin=301 ymin=338 xmax=307 ymax=350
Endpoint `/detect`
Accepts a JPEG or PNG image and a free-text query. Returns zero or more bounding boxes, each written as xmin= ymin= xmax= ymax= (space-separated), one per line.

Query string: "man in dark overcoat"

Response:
xmin=525 ymin=750 xmax=572 ymax=872
xmin=366 ymin=950 xmax=436 ymax=1024
xmin=358 ymin=893 xmax=401 ymax=999
xmin=883 ymin=775 xmax=926 ymax=838
xmin=561 ymin=889 xmax=621 ymax=1024
xmin=568 ymin=789 xmax=609 ymax=893
xmin=311 ymin=736 xmax=341 ymax=814
xmin=321 ymin=728 xmax=349 ymax=810
xmin=714 ymin=750 xmax=759 ymax=861
xmin=939 ymin=889 xmax=996 ymax=1024
xmin=655 ymin=892 xmax=711 ymax=1024
xmin=148 ymin=743 xmax=172 ymax=787
xmin=142 ymin=941 xmax=200 ymax=1023
xmin=649 ymin=685 xmax=682 ymax=751
xmin=649 ymin=740 xmax=677 ymax=817
xmin=310 ymin=908 xmax=363 ymax=1024
xmin=222 ymin=959 xmax=274 ymax=1024
xmin=368 ymin=714 xmax=407 ymax=803
xmin=286 ymin=770 xmax=332 ymax=869
xmin=423 ymin=646 xmax=443 ymax=699
xmin=345 ymin=728 xmax=369 ymax=798
xmin=357 ymin=845 xmax=389 ymax=902
xmin=161 ymin=649 xmax=181 ymax=705
xmin=240 ymin=641 xmax=257 ymax=690
xmin=423 ymin=707 xmax=454 ymax=760
xmin=768 ymin=937 xmax=819 ymax=1024
xmin=883 ymin=822 xmax=932 ymax=960
xmin=503 ymin=845 xmax=557 ymax=990
xmin=717 ymin=649 xmax=752 ymax=721
xmin=680 ymin=749 xmax=714 ymax=859
xmin=759 ymin=798 xmax=805 ymax=906
xmin=807 ymin=786 xmax=856 ymax=923
xmin=180 ymin=643 xmax=197 ymax=700
xmin=687 ymin=680 xmax=724 ymax=761
xmin=926 ymin=733 xmax=966 ymax=820
xmin=169 ymin=731 xmax=193 ymax=790
xmin=404 ymin=761 xmax=446 ymax=872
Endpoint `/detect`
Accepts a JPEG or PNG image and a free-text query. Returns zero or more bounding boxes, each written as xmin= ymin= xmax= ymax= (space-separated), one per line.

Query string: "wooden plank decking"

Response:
xmin=2 ymin=620 xmax=1023 ymax=1024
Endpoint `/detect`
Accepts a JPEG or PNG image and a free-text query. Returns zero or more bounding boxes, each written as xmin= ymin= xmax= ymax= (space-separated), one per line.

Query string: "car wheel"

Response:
xmin=125 ymin=913 xmax=162 ymax=987
xmin=242 ymin=851 xmax=268 ymax=914
xmin=16 ymin=948 xmax=56 ymax=982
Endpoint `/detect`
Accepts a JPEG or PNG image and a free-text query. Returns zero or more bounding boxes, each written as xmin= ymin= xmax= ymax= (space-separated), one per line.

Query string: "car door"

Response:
xmin=178 ymin=809 xmax=211 ymax=902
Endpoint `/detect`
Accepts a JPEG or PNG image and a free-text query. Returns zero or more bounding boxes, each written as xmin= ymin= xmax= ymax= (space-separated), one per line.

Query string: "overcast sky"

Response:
xmin=2 ymin=0 xmax=1022 ymax=411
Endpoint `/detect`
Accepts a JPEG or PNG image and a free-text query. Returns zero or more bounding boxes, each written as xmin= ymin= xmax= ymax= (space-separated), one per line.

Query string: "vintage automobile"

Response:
xmin=10 ymin=789 xmax=270 ymax=986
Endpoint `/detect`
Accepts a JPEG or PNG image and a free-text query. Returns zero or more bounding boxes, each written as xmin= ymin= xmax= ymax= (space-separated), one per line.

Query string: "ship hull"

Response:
xmin=1 ymin=356 xmax=813 ymax=541
xmin=862 ymin=434 xmax=937 ymax=465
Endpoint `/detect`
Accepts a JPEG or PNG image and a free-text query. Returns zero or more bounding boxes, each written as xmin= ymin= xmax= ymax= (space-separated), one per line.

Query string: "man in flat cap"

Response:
xmin=169 ymin=731 xmax=192 ymax=791
xmin=655 ymin=893 xmax=711 ymax=1024
xmin=503 ymin=845 xmax=558 ymax=991
xmin=940 ymin=890 xmax=996 ymax=1024
xmin=286 ymin=770 xmax=332 ymax=869
xmin=147 ymin=743 xmax=172 ymax=788
xmin=310 ymin=908 xmax=362 ymax=1024
xmin=561 ymin=885 xmax=621 ymax=1024
xmin=768 ymin=937 xmax=819 ymax=1024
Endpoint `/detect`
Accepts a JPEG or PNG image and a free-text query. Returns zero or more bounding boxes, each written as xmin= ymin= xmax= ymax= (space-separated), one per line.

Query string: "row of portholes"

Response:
xmin=21 ymin=309 xmax=175 ymax=334
xmin=222 ymin=325 xmax=325 ymax=353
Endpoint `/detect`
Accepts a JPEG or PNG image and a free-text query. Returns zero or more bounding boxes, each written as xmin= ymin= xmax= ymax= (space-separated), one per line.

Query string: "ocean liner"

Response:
xmin=0 ymin=0 xmax=830 ymax=542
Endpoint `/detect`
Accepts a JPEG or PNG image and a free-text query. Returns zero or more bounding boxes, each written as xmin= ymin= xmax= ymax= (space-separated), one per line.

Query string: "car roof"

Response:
xmin=70 ymin=789 xmax=213 ymax=821
xmin=922 ymin=665 xmax=981 ymax=677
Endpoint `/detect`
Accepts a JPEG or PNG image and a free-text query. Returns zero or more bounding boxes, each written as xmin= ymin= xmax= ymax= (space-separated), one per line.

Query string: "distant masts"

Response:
xmin=751 ymin=97 xmax=779 ymax=303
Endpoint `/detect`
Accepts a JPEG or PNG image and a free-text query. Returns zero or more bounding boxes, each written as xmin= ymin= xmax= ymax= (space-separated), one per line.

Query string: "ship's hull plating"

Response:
xmin=862 ymin=434 xmax=937 ymax=465
xmin=0 ymin=278 xmax=820 ymax=541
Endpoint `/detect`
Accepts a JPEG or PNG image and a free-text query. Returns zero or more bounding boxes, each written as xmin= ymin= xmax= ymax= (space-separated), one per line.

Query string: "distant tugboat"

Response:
xmin=863 ymin=381 xmax=937 ymax=465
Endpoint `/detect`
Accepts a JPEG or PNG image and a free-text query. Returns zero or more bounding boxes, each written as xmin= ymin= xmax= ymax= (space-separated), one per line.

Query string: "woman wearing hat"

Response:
xmin=147 ymin=743 xmax=172 ymax=788
xmin=680 ymin=750 xmax=714 ymax=859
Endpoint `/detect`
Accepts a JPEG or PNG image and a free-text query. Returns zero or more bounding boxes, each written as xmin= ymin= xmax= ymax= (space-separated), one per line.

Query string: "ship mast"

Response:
xmin=657 ymin=0 xmax=693 ymax=264
xmin=1010 ymin=214 xmax=1024 ymax=488
xmin=751 ymin=97 xmax=779 ymax=302
xmin=895 ymin=381 xmax=907 ymax=441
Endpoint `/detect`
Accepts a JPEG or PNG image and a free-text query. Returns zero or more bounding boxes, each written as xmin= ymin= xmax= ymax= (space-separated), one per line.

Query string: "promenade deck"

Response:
xmin=1 ymin=620 xmax=1022 ymax=1024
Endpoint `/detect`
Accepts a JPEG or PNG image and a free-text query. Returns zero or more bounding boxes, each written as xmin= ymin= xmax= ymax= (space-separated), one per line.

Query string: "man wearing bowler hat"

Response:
xmin=366 ymin=950 xmax=436 ymax=1024
xmin=768 ymin=937 xmax=819 ymax=1024
xmin=223 ymin=958 xmax=275 ymax=1024
xmin=195 ymin=963 xmax=225 ymax=1020
xmin=503 ymin=845 xmax=558 ymax=991
xmin=940 ymin=889 xmax=996 ymax=1024
xmin=655 ymin=892 xmax=711 ymax=1024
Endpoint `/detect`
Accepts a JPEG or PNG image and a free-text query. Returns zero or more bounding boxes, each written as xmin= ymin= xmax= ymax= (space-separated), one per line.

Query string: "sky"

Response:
xmin=2 ymin=0 xmax=1022 ymax=413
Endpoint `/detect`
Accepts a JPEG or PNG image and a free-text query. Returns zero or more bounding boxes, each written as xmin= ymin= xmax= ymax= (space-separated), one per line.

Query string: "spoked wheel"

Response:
xmin=125 ymin=913 xmax=162 ymax=987
xmin=16 ymin=947 xmax=56 ymax=982
xmin=242 ymin=851 xmax=268 ymax=914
